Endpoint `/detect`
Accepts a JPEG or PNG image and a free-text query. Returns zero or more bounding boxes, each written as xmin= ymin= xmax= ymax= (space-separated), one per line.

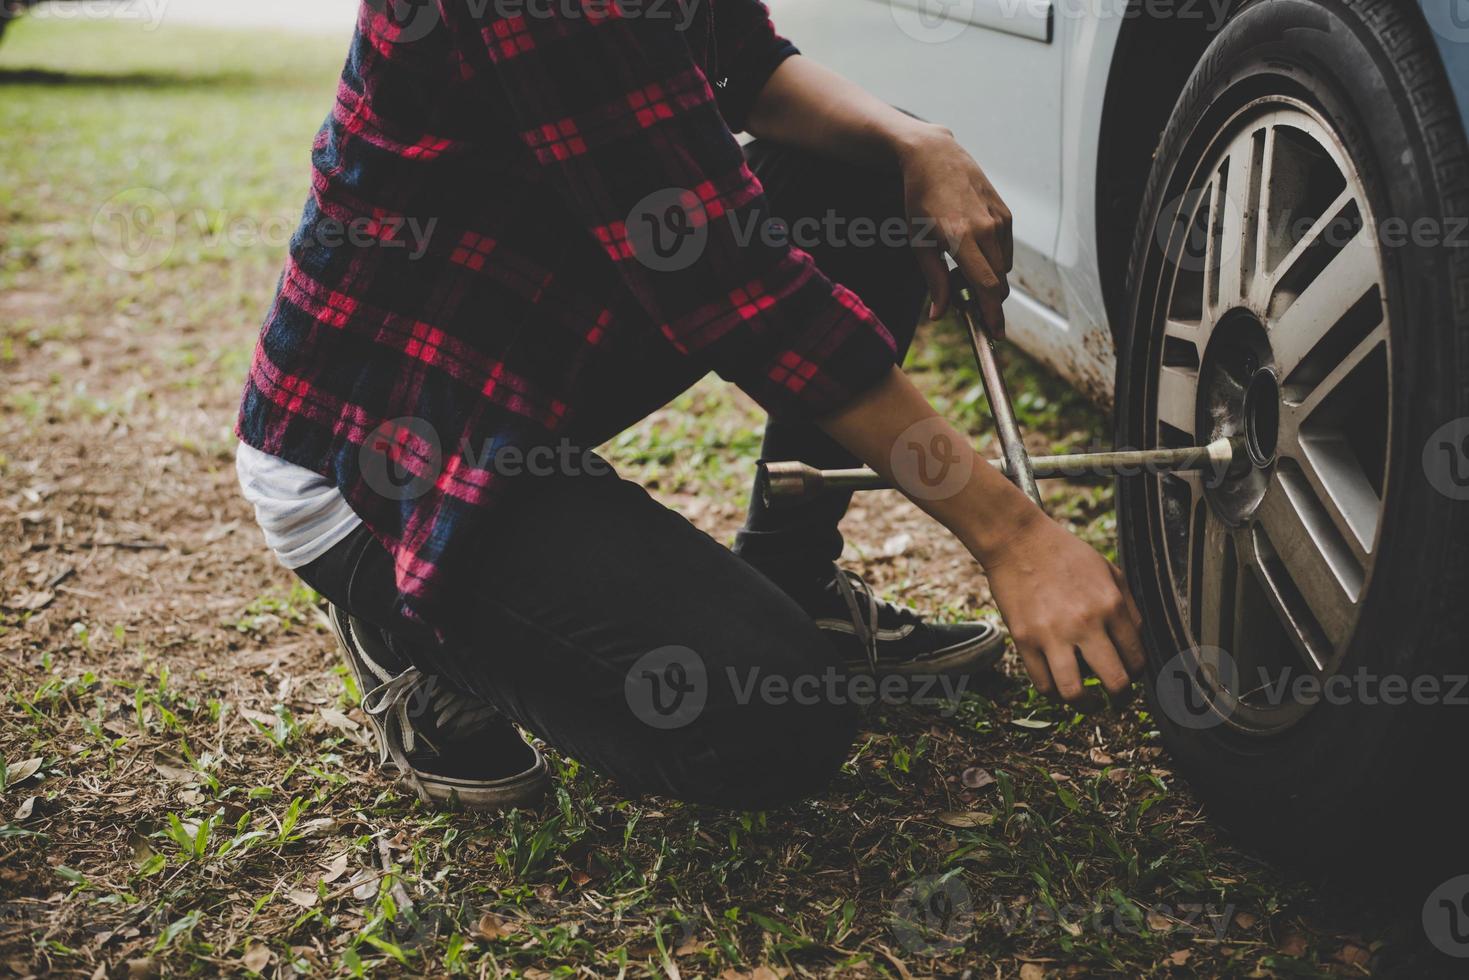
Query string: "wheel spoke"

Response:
xmin=1210 ymin=125 xmax=1267 ymax=310
xmin=1283 ymin=320 xmax=1388 ymax=420
xmin=1257 ymin=186 xmax=1357 ymax=304
xmin=1156 ymin=365 xmax=1198 ymax=437
xmin=1252 ymin=473 xmax=1360 ymax=659
xmin=1195 ymin=514 xmax=1236 ymax=650
xmin=1271 ymin=225 xmax=1381 ymax=378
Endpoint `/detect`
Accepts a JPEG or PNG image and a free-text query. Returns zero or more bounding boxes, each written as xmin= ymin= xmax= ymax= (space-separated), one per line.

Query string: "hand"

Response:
xmin=897 ymin=126 xmax=1013 ymax=336
xmin=983 ymin=515 xmax=1146 ymax=705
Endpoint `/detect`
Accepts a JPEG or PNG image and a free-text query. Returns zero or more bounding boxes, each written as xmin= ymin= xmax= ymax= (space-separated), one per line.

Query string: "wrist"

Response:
xmin=888 ymin=120 xmax=955 ymax=170
xmin=887 ymin=120 xmax=957 ymax=168
xmin=957 ymin=477 xmax=1049 ymax=569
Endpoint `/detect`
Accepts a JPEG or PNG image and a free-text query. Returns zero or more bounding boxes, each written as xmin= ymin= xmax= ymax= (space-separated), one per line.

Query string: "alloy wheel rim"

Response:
xmin=1147 ymin=97 xmax=1393 ymax=734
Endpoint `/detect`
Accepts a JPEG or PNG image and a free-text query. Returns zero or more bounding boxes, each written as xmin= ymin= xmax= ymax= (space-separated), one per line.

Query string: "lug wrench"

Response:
xmin=758 ymin=270 xmax=1243 ymax=505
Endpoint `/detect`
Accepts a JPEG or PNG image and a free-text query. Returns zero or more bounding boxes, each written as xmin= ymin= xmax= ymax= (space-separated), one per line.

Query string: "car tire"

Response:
xmin=1115 ymin=0 xmax=1469 ymax=876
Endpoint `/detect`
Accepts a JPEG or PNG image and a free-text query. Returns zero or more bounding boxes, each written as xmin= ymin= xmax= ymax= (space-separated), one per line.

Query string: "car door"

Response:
xmin=763 ymin=0 xmax=1068 ymax=322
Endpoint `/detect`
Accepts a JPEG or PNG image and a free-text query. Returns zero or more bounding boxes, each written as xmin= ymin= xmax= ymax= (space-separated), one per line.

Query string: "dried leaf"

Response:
xmin=477 ymin=913 xmax=522 ymax=940
xmin=1233 ymin=911 xmax=1258 ymax=929
xmin=882 ymin=533 xmax=912 ymax=557
xmin=1167 ymin=950 xmax=1191 ymax=966
xmin=1279 ymin=932 xmax=1309 ymax=957
xmin=241 ymin=944 xmax=271 ymax=973
xmin=570 ymin=869 xmax=592 ymax=887
xmin=1333 ymin=943 xmax=1371 ymax=967
xmin=319 ymin=853 xmax=350 ymax=884
xmin=286 ymin=889 xmax=318 ymax=908
xmin=1011 ymin=717 xmax=1052 ymax=730
xmin=960 ymin=767 xmax=995 ymax=790
xmin=6 ymin=590 xmax=55 ymax=612
xmin=350 ymin=871 xmax=379 ymax=901
xmin=7 ymin=757 xmax=43 ymax=786
xmin=126 ymin=958 xmax=158 ymax=979
xmin=1019 ymin=964 xmax=1046 ymax=980
xmin=13 ymin=797 xmax=36 ymax=821
xmin=1088 ymin=748 xmax=1114 ymax=765
xmin=319 ymin=707 xmax=359 ymax=732
xmin=936 ymin=810 xmax=995 ymax=828
xmin=1145 ymin=911 xmax=1171 ymax=931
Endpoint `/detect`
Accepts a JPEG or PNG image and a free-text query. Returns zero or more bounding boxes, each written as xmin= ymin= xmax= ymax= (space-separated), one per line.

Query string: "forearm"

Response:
xmin=743 ymin=56 xmax=949 ymax=171
xmin=817 ymin=365 xmax=1044 ymax=565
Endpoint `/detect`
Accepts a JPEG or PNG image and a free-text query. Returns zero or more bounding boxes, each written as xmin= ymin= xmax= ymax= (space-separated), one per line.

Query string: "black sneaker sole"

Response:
xmin=320 ymin=604 xmax=550 ymax=811
xmin=833 ymin=619 xmax=1007 ymax=677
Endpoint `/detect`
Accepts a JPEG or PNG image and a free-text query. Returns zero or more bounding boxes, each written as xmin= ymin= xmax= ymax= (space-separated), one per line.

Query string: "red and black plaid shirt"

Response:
xmin=237 ymin=0 xmax=898 ymax=628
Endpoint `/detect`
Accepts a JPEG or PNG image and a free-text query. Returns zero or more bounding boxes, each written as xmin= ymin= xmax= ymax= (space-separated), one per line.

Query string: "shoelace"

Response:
xmin=832 ymin=565 xmax=881 ymax=673
xmin=361 ymin=666 xmax=500 ymax=802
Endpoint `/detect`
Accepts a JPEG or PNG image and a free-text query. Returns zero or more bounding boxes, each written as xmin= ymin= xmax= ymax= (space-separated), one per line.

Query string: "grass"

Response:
xmin=0 ymin=15 xmax=1447 ymax=979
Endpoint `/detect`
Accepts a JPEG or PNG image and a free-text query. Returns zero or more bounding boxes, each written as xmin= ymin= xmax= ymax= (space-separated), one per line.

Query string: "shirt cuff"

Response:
xmin=723 ymin=282 xmax=899 ymax=420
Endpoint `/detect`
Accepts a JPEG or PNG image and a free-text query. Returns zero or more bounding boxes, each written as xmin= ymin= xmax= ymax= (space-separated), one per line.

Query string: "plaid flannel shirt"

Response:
xmin=237 ymin=0 xmax=899 ymax=629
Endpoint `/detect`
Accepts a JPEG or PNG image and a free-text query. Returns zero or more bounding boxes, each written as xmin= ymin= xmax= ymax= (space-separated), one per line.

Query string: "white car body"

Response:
xmin=765 ymin=0 xmax=1200 ymax=406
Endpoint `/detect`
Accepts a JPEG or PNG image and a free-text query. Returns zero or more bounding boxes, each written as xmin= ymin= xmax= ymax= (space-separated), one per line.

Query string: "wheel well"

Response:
xmin=1095 ymin=2 xmax=1233 ymax=340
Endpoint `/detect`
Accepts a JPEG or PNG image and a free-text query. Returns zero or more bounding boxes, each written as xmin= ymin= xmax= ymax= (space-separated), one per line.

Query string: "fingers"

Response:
xmin=1017 ymin=643 xmax=1056 ymax=700
xmin=955 ymin=237 xmax=1008 ymax=339
xmin=1043 ymin=644 xmax=1086 ymax=704
xmin=1079 ymin=630 xmax=1132 ymax=698
xmin=914 ymin=246 xmax=951 ymax=320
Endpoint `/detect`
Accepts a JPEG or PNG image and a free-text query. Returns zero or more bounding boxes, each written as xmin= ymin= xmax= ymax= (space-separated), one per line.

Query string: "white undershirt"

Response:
xmin=235 ymin=442 xmax=362 ymax=569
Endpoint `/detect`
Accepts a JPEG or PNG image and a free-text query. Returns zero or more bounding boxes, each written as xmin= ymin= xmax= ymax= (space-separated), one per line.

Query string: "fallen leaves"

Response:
xmin=937 ymin=811 xmax=996 ymax=828
xmin=960 ymin=766 xmax=995 ymax=790
xmin=477 ymin=913 xmax=523 ymax=941
xmin=3 ymin=756 xmax=43 ymax=790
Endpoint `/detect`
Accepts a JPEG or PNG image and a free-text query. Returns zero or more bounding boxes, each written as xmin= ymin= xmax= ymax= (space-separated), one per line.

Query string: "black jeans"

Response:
xmin=296 ymin=142 xmax=926 ymax=807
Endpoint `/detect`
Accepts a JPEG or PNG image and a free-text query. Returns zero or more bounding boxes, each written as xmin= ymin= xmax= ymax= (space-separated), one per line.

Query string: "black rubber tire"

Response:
xmin=1116 ymin=0 xmax=1469 ymax=878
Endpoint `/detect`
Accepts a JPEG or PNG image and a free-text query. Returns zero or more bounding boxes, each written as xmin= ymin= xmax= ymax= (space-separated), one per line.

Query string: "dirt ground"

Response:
xmin=0 ymin=15 xmax=1450 ymax=980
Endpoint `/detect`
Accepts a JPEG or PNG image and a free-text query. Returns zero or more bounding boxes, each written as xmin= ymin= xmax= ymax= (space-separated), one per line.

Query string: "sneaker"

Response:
xmin=796 ymin=564 xmax=1006 ymax=677
xmin=324 ymin=603 xmax=548 ymax=810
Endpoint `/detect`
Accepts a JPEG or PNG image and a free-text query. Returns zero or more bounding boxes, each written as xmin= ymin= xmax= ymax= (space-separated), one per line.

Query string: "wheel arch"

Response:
xmin=1094 ymin=1 xmax=1234 ymax=343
